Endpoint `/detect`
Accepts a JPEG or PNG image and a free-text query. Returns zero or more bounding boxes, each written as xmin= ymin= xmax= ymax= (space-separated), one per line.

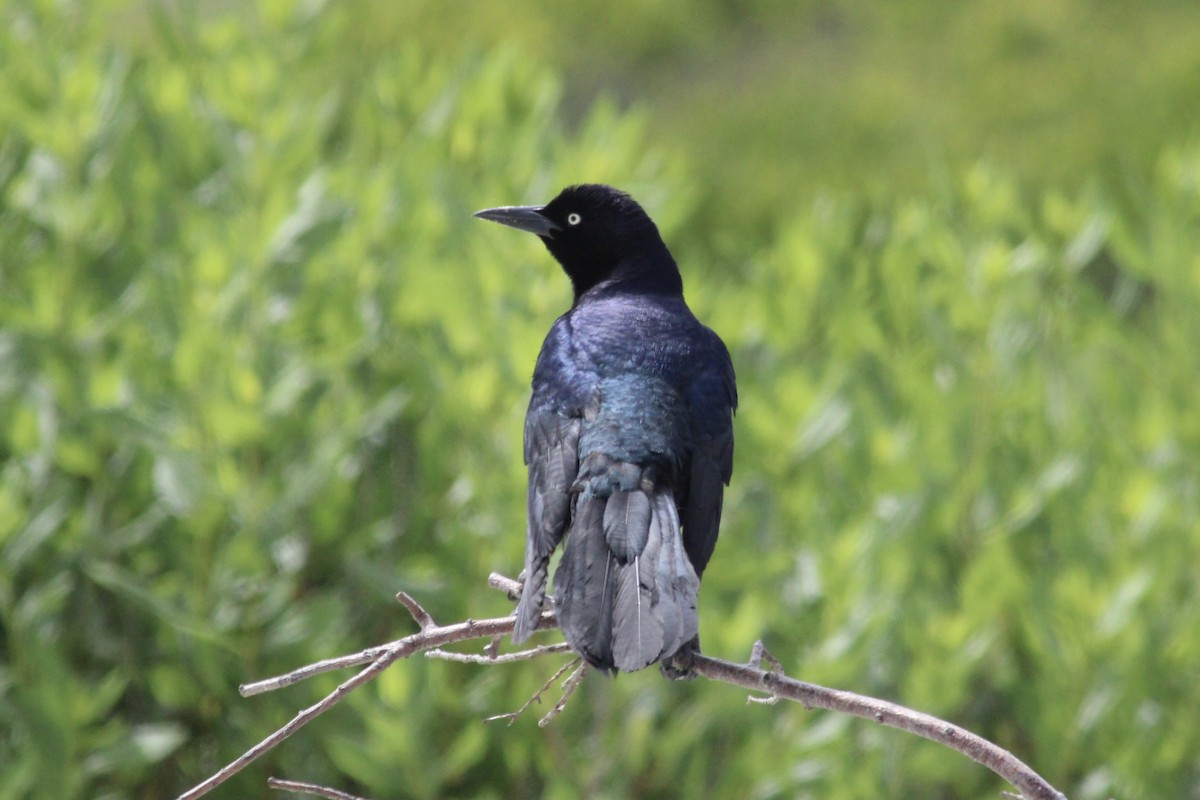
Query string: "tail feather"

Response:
xmin=612 ymin=552 xmax=660 ymax=671
xmin=649 ymin=496 xmax=696 ymax=655
xmin=555 ymin=468 xmax=699 ymax=673
xmin=554 ymin=498 xmax=615 ymax=665
xmin=603 ymin=490 xmax=652 ymax=561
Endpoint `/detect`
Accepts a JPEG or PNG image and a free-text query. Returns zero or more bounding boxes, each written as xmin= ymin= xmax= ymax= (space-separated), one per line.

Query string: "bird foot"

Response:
xmin=659 ymin=636 xmax=700 ymax=681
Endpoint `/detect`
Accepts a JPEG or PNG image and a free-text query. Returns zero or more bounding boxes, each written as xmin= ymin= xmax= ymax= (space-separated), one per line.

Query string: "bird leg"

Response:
xmin=659 ymin=634 xmax=701 ymax=681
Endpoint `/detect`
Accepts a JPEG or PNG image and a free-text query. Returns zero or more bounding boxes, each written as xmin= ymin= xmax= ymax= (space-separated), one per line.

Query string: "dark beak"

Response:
xmin=473 ymin=204 xmax=560 ymax=237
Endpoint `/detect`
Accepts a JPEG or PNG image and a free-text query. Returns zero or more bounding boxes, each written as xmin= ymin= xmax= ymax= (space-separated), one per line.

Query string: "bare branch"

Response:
xmin=183 ymin=574 xmax=1067 ymax=800
xmin=395 ymin=591 xmax=437 ymax=630
xmin=484 ymin=656 xmax=582 ymax=726
xmin=240 ymin=642 xmax=398 ymax=697
xmin=748 ymin=639 xmax=782 ymax=673
xmin=267 ymin=776 xmax=376 ymax=800
xmin=487 ymin=572 xmax=523 ymax=599
xmin=745 ymin=640 xmax=783 ymax=705
xmin=239 ymin=609 xmax=553 ymax=697
xmin=538 ymin=659 xmax=587 ymax=727
xmin=179 ymin=614 xmax=521 ymax=800
xmin=427 ymin=642 xmax=572 ymax=664
xmin=484 ymin=635 xmax=503 ymax=659
xmin=687 ymin=653 xmax=1067 ymax=800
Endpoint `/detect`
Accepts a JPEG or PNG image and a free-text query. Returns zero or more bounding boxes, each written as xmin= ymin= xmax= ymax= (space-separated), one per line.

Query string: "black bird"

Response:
xmin=475 ymin=184 xmax=736 ymax=673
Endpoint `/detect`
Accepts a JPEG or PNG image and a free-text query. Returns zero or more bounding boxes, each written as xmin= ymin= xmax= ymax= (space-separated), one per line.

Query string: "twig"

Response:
xmin=427 ymin=642 xmax=572 ymax=664
xmin=239 ymin=611 xmax=553 ymax=697
xmin=487 ymin=572 xmax=524 ymax=599
xmin=748 ymin=639 xmax=782 ymax=672
xmin=538 ymin=659 xmax=587 ymax=727
xmin=181 ymin=573 xmax=1068 ymax=800
xmin=177 ymin=614 xmax=527 ymax=800
xmin=240 ymin=642 xmax=400 ymax=697
xmin=484 ymin=656 xmax=582 ymax=726
xmin=484 ymin=635 xmax=503 ymax=659
xmin=745 ymin=639 xmax=783 ymax=705
xmin=688 ymin=648 xmax=1067 ymax=800
xmin=395 ymin=591 xmax=437 ymax=630
xmin=267 ymin=776 xmax=376 ymax=800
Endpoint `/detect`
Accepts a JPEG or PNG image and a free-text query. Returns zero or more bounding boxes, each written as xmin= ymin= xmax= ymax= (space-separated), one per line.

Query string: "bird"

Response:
xmin=474 ymin=184 xmax=736 ymax=674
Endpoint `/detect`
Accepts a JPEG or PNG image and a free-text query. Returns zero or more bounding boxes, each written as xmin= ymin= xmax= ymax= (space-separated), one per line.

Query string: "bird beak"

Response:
xmin=473 ymin=205 xmax=561 ymax=237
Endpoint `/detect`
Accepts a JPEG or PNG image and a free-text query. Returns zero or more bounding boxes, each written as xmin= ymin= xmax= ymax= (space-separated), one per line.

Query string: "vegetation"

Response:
xmin=1 ymin=1 xmax=1197 ymax=798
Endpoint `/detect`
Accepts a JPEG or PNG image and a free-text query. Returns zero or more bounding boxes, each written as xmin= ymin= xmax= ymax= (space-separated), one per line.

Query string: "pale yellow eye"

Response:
xmin=567 ymin=213 xmax=582 ymax=226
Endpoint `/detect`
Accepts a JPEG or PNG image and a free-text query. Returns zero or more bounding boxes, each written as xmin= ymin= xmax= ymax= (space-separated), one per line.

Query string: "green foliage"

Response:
xmin=1 ymin=2 xmax=1198 ymax=799
xmin=710 ymin=156 xmax=1200 ymax=798
xmin=361 ymin=0 xmax=1200 ymax=236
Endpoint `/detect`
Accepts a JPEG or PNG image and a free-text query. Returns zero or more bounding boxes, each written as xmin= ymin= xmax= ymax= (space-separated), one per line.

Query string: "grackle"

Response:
xmin=475 ymin=184 xmax=736 ymax=674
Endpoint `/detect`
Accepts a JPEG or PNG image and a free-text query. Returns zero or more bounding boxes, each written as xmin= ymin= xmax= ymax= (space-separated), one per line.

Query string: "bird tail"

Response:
xmin=553 ymin=471 xmax=699 ymax=673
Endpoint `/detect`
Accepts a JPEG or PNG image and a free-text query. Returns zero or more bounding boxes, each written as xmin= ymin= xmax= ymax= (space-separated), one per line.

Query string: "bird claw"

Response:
xmin=659 ymin=636 xmax=700 ymax=681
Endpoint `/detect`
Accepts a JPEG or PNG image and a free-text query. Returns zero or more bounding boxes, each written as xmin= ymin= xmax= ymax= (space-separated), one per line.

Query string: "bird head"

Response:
xmin=474 ymin=184 xmax=680 ymax=301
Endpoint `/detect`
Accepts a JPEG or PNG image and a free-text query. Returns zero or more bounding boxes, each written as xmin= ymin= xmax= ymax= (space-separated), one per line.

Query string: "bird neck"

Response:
xmin=570 ymin=252 xmax=684 ymax=305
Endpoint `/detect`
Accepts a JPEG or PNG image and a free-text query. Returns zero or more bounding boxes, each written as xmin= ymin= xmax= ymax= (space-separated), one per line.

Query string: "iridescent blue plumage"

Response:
xmin=476 ymin=184 xmax=736 ymax=673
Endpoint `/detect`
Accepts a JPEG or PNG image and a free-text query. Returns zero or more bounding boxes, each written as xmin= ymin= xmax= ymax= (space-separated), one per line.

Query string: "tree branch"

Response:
xmin=483 ymin=656 xmax=583 ymax=726
xmin=688 ymin=652 xmax=1065 ymax=800
xmin=426 ymin=642 xmax=572 ymax=664
xmin=180 ymin=611 xmax=540 ymax=800
xmin=176 ymin=573 xmax=1067 ymax=800
xmin=267 ymin=777 xmax=376 ymax=800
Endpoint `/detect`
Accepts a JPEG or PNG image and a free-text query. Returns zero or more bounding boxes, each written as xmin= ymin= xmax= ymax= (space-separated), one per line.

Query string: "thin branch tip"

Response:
xmin=748 ymin=640 xmax=783 ymax=673
xmin=395 ymin=591 xmax=437 ymax=630
xmin=538 ymin=660 xmax=586 ymax=727
xmin=487 ymin=572 xmax=523 ymax=599
xmin=267 ymin=776 xmax=375 ymax=800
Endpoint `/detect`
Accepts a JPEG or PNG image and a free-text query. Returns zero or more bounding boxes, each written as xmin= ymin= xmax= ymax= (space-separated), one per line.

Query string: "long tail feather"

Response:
xmin=554 ymin=467 xmax=699 ymax=672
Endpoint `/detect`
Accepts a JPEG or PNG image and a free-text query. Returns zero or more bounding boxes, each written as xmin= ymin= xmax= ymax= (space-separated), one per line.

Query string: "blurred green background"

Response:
xmin=2 ymin=0 xmax=1199 ymax=798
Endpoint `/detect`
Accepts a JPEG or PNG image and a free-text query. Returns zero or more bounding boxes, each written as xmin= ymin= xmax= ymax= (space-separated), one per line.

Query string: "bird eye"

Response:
xmin=567 ymin=213 xmax=582 ymax=226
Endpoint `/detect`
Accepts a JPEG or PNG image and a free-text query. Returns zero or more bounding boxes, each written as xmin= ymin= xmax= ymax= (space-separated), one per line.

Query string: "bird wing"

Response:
xmin=680 ymin=337 xmax=737 ymax=577
xmin=513 ymin=406 xmax=581 ymax=642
